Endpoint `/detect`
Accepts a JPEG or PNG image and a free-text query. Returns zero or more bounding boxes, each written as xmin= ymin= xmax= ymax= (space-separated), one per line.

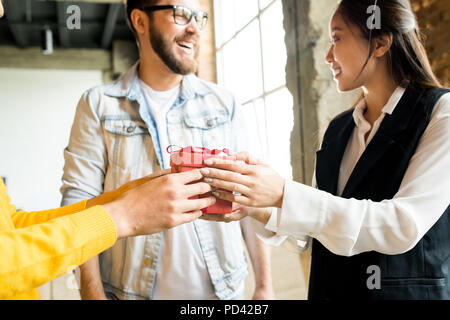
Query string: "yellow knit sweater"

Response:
xmin=0 ymin=179 xmax=117 ymax=300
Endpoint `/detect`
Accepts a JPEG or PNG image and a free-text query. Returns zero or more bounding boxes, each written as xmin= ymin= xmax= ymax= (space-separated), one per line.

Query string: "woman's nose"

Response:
xmin=325 ymin=45 xmax=334 ymax=64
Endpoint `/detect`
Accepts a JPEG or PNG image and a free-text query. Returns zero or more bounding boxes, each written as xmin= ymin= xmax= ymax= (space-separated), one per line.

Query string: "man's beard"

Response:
xmin=149 ymin=21 xmax=200 ymax=75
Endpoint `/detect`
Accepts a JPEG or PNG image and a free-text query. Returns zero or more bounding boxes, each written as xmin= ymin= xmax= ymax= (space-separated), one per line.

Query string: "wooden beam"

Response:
xmin=101 ymin=3 xmax=121 ymax=49
xmin=0 ymin=46 xmax=112 ymax=70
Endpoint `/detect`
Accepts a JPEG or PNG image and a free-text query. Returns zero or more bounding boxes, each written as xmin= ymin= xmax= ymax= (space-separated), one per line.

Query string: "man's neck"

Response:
xmin=138 ymin=57 xmax=183 ymax=92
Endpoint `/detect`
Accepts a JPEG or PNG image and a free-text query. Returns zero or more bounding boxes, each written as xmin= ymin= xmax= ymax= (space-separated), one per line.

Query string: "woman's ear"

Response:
xmin=374 ymin=33 xmax=393 ymax=58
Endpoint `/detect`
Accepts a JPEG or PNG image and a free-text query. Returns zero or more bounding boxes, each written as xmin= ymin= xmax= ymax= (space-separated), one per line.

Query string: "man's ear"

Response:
xmin=373 ymin=33 xmax=393 ymax=58
xmin=131 ymin=9 xmax=148 ymax=36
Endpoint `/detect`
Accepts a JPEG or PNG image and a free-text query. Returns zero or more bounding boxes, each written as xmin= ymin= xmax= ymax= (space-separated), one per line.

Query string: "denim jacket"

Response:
xmin=61 ymin=62 xmax=248 ymax=300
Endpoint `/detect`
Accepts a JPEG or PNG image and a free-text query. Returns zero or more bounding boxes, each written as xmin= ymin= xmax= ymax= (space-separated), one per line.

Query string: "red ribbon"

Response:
xmin=166 ymin=145 xmax=230 ymax=156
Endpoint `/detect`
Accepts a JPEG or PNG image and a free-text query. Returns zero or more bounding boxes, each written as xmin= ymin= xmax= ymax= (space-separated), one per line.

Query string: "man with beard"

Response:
xmin=60 ymin=0 xmax=274 ymax=300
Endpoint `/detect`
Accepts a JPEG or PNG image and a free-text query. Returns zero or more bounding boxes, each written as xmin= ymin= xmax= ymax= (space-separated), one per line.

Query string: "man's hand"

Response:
xmin=86 ymin=169 xmax=171 ymax=209
xmin=104 ymin=169 xmax=216 ymax=238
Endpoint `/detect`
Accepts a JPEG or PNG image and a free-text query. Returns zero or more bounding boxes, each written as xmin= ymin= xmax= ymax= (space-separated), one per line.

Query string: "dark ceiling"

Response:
xmin=0 ymin=0 xmax=134 ymax=49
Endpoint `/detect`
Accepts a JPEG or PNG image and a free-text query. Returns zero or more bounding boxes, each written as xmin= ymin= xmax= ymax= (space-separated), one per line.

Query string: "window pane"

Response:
xmin=214 ymin=0 xmax=237 ymax=47
xmin=259 ymin=0 xmax=274 ymax=10
xmin=265 ymin=88 xmax=294 ymax=179
xmin=221 ymin=38 xmax=238 ymax=93
xmin=233 ymin=19 xmax=264 ymax=103
xmin=235 ymin=0 xmax=259 ymax=30
xmin=242 ymin=99 xmax=268 ymax=159
xmin=222 ymin=34 xmax=263 ymax=103
xmin=260 ymin=0 xmax=287 ymax=91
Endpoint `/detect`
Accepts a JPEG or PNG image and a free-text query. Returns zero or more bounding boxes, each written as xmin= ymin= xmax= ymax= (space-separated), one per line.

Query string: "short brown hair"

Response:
xmin=125 ymin=0 xmax=160 ymax=38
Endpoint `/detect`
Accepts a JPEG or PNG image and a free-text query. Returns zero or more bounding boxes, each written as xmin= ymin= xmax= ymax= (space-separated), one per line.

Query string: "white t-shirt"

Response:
xmin=140 ymin=80 xmax=218 ymax=300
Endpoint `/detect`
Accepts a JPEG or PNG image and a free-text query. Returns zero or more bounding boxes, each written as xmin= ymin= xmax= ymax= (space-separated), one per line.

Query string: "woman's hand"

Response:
xmin=201 ymin=205 xmax=273 ymax=225
xmin=200 ymin=152 xmax=286 ymax=209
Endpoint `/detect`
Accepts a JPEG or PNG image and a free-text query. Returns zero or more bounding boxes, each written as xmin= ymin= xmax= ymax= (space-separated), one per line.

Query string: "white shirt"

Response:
xmin=260 ymin=89 xmax=450 ymax=257
xmin=140 ymin=80 xmax=180 ymax=165
xmin=140 ymin=80 xmax=218 ymax=300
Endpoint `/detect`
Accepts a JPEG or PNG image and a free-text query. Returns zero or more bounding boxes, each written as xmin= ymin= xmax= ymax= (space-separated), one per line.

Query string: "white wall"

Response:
xmin=0 ymin=68 xmax=103 ymax=300
xmin=0 ymin=68 xmax=103 ymax=212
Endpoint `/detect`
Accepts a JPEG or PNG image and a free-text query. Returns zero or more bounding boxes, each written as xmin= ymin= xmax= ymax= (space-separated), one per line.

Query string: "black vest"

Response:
xmin=309 ymin=86 xmax=450 ymax=300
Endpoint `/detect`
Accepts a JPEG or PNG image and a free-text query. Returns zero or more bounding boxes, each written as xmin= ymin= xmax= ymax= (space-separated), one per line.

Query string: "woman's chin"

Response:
xmin=336 ymin=80 xmax=358 ymax=93
xmin=336 ymin=82 xmax=348 ymax=93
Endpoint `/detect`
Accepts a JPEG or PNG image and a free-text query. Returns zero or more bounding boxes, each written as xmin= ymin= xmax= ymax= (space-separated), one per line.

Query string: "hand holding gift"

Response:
xmin=199 ymin=152 xmax=286 ymax=224
xmin=102 ymin=168 xmax=216 ymax=237
xmin=168 ymin=146 xmax=237 ymax=214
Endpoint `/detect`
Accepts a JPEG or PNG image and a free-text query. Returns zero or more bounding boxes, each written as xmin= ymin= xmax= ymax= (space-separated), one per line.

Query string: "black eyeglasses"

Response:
xmin=141 ymin=5 xmax=208 ymax=30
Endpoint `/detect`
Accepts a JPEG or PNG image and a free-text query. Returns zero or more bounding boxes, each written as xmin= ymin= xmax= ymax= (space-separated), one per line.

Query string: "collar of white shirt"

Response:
xmin=352 ymin=86 xmax=406 ymax=128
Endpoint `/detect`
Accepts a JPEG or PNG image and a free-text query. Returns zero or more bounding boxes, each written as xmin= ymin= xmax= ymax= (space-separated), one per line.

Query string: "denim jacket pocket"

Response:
xmin=183 ymin=113 xmax=231 ymax=149
xmin=103 ymin=118 xmax=149 ymax=169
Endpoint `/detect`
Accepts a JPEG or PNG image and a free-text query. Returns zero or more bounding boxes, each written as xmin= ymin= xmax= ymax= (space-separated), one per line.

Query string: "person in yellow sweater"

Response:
xmin=0 ymin=1 xmax=216 ymax=300
xmin=1 ymin=167 xmax=215 ymax=300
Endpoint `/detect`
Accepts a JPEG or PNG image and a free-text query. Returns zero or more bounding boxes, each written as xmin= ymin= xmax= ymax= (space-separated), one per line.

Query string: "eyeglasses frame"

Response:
xmin=140 ymin=5 xmax=209 ymax=30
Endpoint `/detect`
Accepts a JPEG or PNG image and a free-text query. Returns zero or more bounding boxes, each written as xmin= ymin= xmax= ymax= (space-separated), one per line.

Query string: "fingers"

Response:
xmin=184 ymin=182 xmax=212 ymax=198
xmin=176 ymin=210 xmax=204 ymax=225
xmin=203 ymin=176 xmax=251 ymax=196
xmin=200 ymin=210 xmax=248 ymax=223
xmin=200 ymin=167 xmax=251 ymax=187
xmin=204 ymin=157 xmax=253 ymax=175
xmin=234 ymin=152 xmax=261 ymax=165
xmin=210 ymin=189 xmax=253 ymax=207
xmin=175 ymin=169 xmax=204 ymax=184
xmin=182 ymin=196 xmax=217 ymax=213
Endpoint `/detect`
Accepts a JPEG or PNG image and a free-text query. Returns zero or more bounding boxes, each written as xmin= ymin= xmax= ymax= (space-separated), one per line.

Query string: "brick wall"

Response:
xmin=412 ymin=0 xmax=450 ymax=87
xmin=197 ymin=0 xmax=217 ymax=83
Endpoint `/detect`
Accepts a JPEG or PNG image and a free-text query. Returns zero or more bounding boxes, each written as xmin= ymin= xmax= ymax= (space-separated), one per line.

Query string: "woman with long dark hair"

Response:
xmin=200 ymin=0 xmax=450 ymax=300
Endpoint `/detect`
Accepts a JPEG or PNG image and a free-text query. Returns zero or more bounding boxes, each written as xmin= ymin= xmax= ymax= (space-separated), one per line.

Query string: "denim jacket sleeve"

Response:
xmin=61 ymin=89 xmax=107 ymax=206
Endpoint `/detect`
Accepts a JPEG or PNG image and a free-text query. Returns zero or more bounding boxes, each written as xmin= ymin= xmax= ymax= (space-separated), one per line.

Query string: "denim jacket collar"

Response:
xmin=104 ymin=61 xmax=212 ymax=102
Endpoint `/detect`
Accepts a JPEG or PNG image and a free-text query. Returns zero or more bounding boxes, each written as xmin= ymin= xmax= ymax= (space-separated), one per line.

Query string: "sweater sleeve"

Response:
xmin=0 ymin=205 xmax=117 ymax=299
xmin=11 ymin=200 xmax=89 ymax=228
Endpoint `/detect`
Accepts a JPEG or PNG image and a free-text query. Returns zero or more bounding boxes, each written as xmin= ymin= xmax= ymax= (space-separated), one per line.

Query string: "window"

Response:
xmin=214 ymin=0 xmax=293 ymax=179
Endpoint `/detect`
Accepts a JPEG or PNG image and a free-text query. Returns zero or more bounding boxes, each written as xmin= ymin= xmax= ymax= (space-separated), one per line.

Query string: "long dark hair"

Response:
xmin=337 ymin=0 xmax=442 ymax=89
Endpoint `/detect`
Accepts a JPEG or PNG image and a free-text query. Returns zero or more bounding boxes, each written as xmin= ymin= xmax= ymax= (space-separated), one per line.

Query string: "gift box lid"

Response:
xmin=168 ymin=145 xmax=236 ymax=167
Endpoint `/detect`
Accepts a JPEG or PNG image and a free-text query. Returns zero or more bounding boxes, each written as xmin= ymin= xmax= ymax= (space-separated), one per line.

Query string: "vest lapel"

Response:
xmin=315 ymin=113 xmax=355 ymax=196
xmin=341 ymin=86 xmax=425 ymax=198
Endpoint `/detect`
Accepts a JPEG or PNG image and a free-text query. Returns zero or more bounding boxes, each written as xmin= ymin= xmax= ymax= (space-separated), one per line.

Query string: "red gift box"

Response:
xmin=168 ymin=146 xmax=237 ymax=214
